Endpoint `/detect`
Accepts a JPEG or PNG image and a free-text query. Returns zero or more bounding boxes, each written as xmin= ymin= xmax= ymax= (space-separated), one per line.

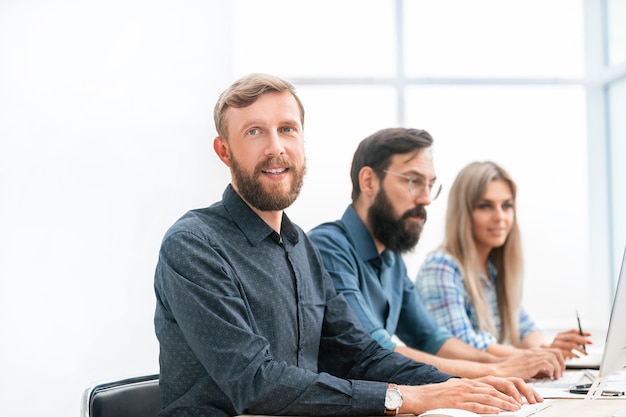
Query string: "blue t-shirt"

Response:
xmin=308 ymin=205 xmax=452 ymax=355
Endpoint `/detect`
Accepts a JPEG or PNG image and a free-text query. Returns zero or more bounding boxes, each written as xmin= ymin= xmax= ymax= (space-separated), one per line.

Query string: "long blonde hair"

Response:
xmin=442 ymin=161 xmax=524 ymax=346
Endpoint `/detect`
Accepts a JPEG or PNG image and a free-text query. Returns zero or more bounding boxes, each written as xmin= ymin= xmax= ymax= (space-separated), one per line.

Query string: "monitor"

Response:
xmin=598 ymin=246 xmax=626 ymax=378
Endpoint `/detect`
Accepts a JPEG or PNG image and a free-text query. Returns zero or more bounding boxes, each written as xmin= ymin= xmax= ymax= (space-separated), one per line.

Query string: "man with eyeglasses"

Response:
xmin=308 ymin=127 xmax=565 ymax=381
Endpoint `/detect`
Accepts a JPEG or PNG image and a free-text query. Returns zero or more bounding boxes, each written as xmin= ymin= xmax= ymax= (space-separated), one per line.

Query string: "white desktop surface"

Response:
xmin=522 ymin=398 xmax=626 ymax=416
xmin=238 ymin=398 xmax=626 ymax=417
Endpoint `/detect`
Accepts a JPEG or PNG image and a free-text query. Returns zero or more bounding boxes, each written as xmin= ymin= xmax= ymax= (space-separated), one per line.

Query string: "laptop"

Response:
xmin=529 ymin=246 xmax=626 ymax=398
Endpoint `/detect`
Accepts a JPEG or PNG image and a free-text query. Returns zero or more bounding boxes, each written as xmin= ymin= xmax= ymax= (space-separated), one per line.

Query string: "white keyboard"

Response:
xmin=479 ymin=400 xmax=552 ymax=417
xmin=528 ymin=369 xmax=596 ymax=388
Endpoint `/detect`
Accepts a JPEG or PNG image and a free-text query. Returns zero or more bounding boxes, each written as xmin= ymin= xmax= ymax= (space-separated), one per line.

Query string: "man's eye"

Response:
xmin=281 ymin=126 xmax=294 ymax=133
xmin=413 ymin=177 xmax=426 ymax=187
xmin=247 ymin=128 xmax=260 ymax=135
xmin=503 ymin=202 xmax=514 ymax=209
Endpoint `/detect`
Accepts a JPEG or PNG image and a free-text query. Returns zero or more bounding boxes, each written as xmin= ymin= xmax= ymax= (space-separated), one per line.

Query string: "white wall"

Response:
xmin=0 ymin=1 xmax=230 ymax=416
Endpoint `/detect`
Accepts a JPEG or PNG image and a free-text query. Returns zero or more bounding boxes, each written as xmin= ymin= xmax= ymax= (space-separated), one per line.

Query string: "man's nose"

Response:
xmin=265 ymin=130 xmax=285 ymax=156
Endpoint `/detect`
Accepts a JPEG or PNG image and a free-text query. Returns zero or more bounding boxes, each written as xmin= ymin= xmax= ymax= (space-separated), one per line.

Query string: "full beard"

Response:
xmin=368 ymin=189 xmax=427 ymax=254
xmin=231 ymin=155 xmax=306 ymax=212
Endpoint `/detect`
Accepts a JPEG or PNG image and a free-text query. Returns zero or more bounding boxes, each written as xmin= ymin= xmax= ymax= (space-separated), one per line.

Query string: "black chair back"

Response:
xmin=81 ymin=374 xmax=160 ymax=417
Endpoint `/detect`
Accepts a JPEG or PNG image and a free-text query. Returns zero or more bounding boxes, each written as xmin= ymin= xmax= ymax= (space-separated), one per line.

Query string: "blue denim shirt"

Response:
xmin=154 ymin=185 xmax=451 ymax=417
xmin=308 ymin=206 xmax=452 ymax=355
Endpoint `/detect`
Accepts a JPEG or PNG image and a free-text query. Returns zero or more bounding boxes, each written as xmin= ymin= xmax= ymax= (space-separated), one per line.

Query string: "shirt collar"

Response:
xmin=480 ymin=258 xmax=498 ymax=285
xmin=341 ymin=205 xmax=387 ymax=264
xmin=222 ymin=184 xmax=299 ymax=246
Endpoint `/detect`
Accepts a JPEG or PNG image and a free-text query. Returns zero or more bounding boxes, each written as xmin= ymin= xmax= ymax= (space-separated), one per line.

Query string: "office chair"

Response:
xmin=81 ymin=374 xmax=161 ymax=417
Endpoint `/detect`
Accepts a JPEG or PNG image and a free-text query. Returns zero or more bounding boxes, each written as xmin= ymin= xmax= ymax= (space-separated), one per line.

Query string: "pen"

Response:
xmin=577 ymin=310 xmax=587 ymax=352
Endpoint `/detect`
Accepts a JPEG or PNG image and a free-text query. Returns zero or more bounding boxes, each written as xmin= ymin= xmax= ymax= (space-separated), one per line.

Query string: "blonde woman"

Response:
xmin=415 ymin=161 xmax=590 ymax=359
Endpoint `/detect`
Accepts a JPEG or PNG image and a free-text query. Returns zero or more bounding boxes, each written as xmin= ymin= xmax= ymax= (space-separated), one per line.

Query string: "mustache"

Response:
xmin=255 ymin=156 xmax=294 ymax=173
xmin=402 ymin=205 xmax=427 ymax=223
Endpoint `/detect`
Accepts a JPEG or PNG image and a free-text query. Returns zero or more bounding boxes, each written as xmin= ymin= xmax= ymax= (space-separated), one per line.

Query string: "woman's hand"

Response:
xmin=546 ymin=328 xmax=592 ymax=358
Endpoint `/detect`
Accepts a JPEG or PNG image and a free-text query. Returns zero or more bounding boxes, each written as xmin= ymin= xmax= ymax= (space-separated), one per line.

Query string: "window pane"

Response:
xmin=607 ymin=0 xmax=626 ymax=66
xmin=609 ymin=78 xmax=626 ymax=282
xmin=404 ymin=85 xmax=588 ymax=324
xmin=403 ymin=0 xmax=585 ymax=78
xmin=288 ymin=85 xmax=397 ymax=231
xmin=232 ymin=0 xmax=395 ymax=78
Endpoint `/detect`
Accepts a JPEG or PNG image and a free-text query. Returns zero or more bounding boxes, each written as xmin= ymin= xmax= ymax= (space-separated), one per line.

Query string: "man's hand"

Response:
xmin=473 ymin=376 xmax=543 ymax=405
xmin=491 ymin=347 xmax=565 ymax=380
xmin=399 ymin=377 xmax=536 ymax=415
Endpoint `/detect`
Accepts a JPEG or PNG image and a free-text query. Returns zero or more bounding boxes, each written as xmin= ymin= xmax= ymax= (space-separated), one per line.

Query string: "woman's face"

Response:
xmin=471 ymin=178 xmax=515 ymax=255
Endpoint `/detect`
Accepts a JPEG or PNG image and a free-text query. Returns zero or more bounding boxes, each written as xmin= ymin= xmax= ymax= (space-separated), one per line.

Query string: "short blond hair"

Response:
xmin=213 ymin=73 xmax=305 ymax=139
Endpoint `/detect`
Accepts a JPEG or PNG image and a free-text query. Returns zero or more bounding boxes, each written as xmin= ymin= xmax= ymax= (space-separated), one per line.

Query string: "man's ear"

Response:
xmin=213 ymin=136 xmax=231 ymax=167
xmin=358 ymin=166 xmax=379 ymax=197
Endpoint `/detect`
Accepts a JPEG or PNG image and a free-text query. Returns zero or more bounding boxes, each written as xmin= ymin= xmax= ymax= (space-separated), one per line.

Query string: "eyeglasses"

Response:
xmin=383 ymin=169 xmax=443 ymax=200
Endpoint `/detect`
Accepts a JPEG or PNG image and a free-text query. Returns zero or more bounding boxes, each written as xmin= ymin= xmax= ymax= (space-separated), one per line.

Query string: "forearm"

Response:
xmin=435 ymin=338 xmax=500 ymax=363
xmin=486 ymin=342 xmax=525 ymax=357
xmin=520 ymin=331 xmax=546 ymax=348
xmin=394 ymin=345 xmax=497 ymax=379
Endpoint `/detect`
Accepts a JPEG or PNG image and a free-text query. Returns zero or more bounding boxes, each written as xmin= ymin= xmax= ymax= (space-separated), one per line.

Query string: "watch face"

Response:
xmin=385 ymin=388 xmax=402 ymax=409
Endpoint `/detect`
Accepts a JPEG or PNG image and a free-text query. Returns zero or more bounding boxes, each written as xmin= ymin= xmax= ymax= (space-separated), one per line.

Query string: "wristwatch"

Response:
xmin=384 ymin=383 xmax=403 ymax=416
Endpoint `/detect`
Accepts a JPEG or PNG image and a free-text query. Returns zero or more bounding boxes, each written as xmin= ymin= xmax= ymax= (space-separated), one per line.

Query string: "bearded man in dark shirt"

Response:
xmin=153 ymin=73 xmax=539 ymax=417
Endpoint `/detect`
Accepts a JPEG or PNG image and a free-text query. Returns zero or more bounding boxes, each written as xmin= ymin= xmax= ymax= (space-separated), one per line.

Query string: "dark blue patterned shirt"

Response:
xmin=154 ymin=185 xmax=451 ymax=417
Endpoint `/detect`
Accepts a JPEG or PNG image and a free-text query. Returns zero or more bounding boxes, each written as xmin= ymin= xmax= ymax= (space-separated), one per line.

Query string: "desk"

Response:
xmin=530 ymin=398 xmax=626 ymax=416
xmin=239 ymin=399 xmax=626 ymax=417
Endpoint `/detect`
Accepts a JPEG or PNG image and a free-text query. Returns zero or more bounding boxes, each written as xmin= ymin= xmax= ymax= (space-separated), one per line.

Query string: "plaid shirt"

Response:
xmin=415 ymin=250 xmax=540 ymax=350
